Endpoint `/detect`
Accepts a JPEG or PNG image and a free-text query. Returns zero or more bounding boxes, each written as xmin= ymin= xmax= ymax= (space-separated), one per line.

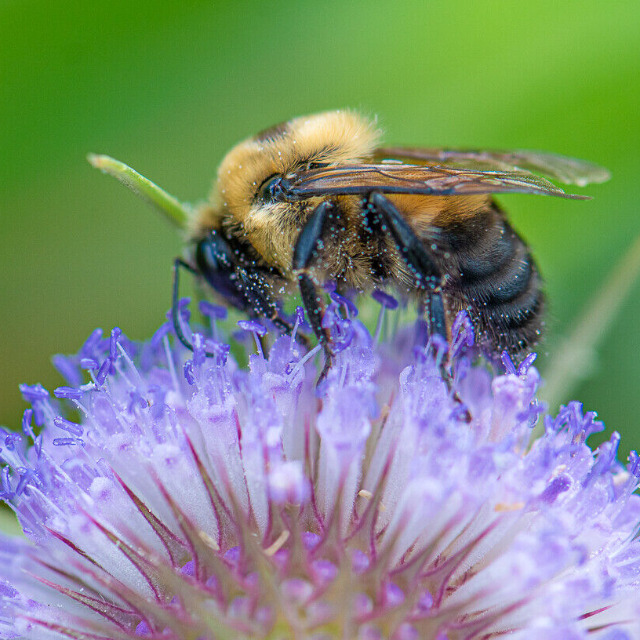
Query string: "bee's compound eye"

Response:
xmin=258 ymin=175 xmax=285 ymax=202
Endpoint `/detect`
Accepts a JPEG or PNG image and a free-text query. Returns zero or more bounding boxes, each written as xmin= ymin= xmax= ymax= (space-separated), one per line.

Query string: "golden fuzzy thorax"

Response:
xmin=193 ymin=110 xmax=381 ymax=272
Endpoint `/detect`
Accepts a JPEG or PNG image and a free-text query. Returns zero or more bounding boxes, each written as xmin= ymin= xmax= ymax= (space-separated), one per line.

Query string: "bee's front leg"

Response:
xmin=172 ymin=232 xmax=307 ymax=356
xmin=292 ymin=201 xmax=338 ymax=376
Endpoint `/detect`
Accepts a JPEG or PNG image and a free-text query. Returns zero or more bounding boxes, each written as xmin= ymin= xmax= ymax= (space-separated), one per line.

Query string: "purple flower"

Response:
xmin=1 ymin=305 xmax=640 ymax=639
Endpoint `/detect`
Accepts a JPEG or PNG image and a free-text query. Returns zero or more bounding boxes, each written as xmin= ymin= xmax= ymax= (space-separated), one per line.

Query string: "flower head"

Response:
xmin=1 ymin=300 xmax=640 ymax=639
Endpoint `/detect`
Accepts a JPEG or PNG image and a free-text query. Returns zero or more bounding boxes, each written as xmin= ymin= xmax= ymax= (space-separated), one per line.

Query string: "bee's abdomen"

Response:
xmin=444 ymin=206 xmax=544 ymax=353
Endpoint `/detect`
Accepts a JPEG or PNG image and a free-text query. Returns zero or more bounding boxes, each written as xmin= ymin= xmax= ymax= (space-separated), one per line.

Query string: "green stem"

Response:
xmin=541 ymin=233 xmax=640 ymax=410
xmin=88 ymin=154 xmax=190 ymax=230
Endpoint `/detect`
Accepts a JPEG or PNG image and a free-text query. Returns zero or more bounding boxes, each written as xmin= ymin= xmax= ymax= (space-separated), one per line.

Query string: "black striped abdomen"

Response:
xmin=441 ymin=205 xmax=544 ymax=354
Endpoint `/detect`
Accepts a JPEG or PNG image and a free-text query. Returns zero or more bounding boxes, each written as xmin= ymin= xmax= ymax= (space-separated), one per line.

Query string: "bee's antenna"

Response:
xmin=88 ymin=154 xmax=191 ymax=230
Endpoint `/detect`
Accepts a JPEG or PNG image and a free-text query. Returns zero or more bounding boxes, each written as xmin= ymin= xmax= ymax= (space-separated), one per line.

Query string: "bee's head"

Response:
xmin=212 ymin=109 xmax=379 ymax=224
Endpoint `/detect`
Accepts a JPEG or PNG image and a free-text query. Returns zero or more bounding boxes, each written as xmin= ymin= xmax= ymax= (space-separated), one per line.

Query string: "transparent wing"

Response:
xmin=283 ymin=163 xmax=592 ymax=200
xmin=374 ymin=147 xmax=610 ymax=187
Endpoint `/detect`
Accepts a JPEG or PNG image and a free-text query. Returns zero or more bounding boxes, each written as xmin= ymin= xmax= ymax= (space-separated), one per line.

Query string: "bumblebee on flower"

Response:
xmin=2 ymin=113 xmax=636 ymax=640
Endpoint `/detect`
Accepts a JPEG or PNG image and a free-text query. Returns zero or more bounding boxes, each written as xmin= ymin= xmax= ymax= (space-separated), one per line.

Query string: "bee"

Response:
xmin=94 ymin=110 xmax=607 ymax=368
xmin=176 ymin=110 xmax=608 ymax=367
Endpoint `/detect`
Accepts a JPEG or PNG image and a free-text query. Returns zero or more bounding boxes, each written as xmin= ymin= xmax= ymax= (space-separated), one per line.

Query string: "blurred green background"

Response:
xmin=1 ymin=0 xmax=639 ymax=470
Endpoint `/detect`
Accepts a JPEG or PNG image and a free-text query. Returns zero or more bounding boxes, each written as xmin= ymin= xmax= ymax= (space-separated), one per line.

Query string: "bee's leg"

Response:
xmin=172 ymin=256 xmax=269 ymax=355
xmin=196 ymin=231 xmax=307 ymax=344
xmin=364 ymin=192 xmax=448 ymax=345
xmin=173 ymin=236 xmax=305 ymax=357
xmin=364 ymin=193 xmax=470 ymax=417
xmin=172 ymin=257 xmax=214 ymax=354
xmin=237 ymin=270 xmax=312 ymax=349
xmin=292 ymin=201 xmax=337 ymax=375
xmin=236 ymin=270 xmax=287 ymax=331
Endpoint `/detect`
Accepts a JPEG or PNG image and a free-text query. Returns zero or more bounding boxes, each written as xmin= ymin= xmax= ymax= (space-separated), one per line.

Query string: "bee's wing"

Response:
xmin=375 ymin=147 xmax=610 ymax=187
xmin=284 ymin=163 xmax=592 ymax=200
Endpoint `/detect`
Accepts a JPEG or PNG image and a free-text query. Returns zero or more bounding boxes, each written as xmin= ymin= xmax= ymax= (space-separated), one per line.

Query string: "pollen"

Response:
xmin=494 ymin=501 xmax=526 ymax=512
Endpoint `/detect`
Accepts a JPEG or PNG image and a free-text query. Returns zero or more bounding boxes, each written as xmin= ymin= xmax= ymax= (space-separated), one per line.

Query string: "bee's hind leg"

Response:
xmin=292 ymin=201 xmax=338 ymax=377
xmin=364 ymin=193 xmax=469 ymax=413
xmin=364 ymin=192 xmax=448 ymax=342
